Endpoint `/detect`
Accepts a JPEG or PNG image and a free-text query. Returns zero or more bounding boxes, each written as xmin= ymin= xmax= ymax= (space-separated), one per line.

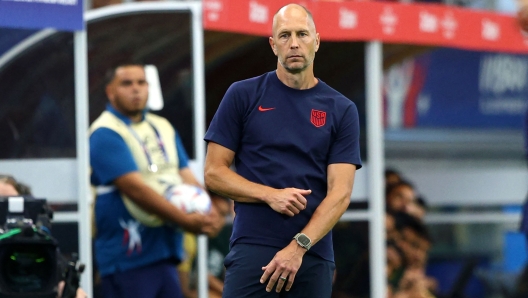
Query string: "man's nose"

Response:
xmin=132 ymin=82 xmax=141 ymax=91
xmin=290 ymin=35 xmax=299 ymax=48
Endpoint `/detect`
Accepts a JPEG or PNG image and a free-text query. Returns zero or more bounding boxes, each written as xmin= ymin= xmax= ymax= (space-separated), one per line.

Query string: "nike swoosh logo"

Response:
xmin=258 ymin=106 xmax=275 ymax=112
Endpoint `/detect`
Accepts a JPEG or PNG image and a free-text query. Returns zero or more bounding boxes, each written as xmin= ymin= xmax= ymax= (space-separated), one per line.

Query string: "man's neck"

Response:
xmin=109 ymin=104 xmax=144 ymax=124
xmin=275 ymin=67 xmax=317 ymax=90
xmin=129 ymin=113 xmax=143 ymax=123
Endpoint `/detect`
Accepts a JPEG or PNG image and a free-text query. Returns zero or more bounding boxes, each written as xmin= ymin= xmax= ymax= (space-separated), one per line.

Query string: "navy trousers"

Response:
xmin=222 ymin=243 xmax=335 ymax=298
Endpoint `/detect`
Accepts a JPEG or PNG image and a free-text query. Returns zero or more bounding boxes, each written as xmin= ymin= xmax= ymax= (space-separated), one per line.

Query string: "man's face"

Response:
xmin=387 ymin=185 xmax=415 ymax=213
xmin=106 ymin=65 xmax=149 ymax=119
xmin=269 ymin=6 xmax=320 ymax=74
xmin=386 ymin=245 xmax=403 ymax=276
xmin=401 ymin=228 xmax=429 ymax=268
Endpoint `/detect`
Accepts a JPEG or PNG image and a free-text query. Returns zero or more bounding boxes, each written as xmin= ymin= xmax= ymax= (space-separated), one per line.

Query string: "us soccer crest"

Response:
xmin=311 ymin=109 xmax=326 ymax=127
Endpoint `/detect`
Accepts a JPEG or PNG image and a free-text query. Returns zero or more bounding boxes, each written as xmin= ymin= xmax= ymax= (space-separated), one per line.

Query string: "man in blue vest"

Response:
xmin=90 ymin=63 xmax=212 ymax=298
xmin=204 ymin=3 xmax=362 ymax=297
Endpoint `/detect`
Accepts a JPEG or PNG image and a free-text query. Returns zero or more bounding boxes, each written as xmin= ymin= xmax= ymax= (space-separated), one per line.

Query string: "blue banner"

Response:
xmin=0 ymin=0 xmax=83 ymax=31
xmin=384 ymin=48 xmax=528 ymax=129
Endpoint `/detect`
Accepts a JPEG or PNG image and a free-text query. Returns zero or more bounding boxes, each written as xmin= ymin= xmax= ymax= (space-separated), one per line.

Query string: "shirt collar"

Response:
xmin=106 ymin=103 xmax=147 ymax=125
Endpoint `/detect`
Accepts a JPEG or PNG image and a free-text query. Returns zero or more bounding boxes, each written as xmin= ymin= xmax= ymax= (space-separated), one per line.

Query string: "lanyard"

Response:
xmin=127 ymin=121 xmax=169 ymax=173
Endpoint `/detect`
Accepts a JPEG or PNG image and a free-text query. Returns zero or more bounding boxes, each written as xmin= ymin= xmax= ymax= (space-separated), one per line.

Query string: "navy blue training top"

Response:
xmin=204 ymin=71 xmax=362 ymax=262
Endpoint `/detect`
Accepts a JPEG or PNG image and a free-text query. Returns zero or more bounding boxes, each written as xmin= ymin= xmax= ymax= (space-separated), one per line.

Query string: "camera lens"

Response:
xmin=0 ymin=243 xmax=56 ymax=293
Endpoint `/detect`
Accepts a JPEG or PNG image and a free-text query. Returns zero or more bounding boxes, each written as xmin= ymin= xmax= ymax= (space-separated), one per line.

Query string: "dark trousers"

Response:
xmin=100 ymin=260 xmax=183 ymax=298
xmin=223 ymin=243 xmax=335 ymax=298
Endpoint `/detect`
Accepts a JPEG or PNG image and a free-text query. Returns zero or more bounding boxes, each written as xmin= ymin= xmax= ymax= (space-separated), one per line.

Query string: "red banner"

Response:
xmin=203 ymin=0 xmax=528 ymax=54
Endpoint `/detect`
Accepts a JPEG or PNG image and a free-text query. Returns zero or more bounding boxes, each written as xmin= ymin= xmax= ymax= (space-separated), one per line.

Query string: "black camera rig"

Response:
xmin=0 ymin=196 xmax=83 ymax=298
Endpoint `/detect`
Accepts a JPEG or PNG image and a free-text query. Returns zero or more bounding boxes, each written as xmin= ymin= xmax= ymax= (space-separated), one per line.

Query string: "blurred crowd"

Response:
xmin=333 ymin=168 xmax=437 ymax=298
xmin=385 ymin=169 xmax=436 ymax=298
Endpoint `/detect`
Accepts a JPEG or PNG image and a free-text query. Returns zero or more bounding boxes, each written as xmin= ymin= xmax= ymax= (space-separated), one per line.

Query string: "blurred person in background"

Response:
xmin=385 ymin=168 xmax=402 ymax=188
xmin=178 ymin=197 xmax=231 ymax=298
xmin=390 ymin=212 xmax=437 ymax=298
xmin=394 ymin=212 xmax=432 ymax=271
xmin=0 ymin=174 xmax=32 ymax=195
xmin=386 ymin=180 xmax=417 ymax=214
xmin=387 ymin=241 xmax=406 ymax=297
xmin=0 ymin=174 xmax=88 ymax=298
xmin=0 ymin=175 xmax=18 ymax=195
xmin=89 ymin=62 xmax=213 ymax=298
xmin=406 ymin=196 xmax=428 ymax=220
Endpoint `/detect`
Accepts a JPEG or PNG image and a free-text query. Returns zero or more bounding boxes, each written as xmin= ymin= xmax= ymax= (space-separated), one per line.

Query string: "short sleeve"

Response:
xmin=90 ymin=127 xmax=138 ymax=185
xmin=175 ymin=132 xmax=189 ymax=169
xmin=328 ymin=103 xmax=362 ymax=169
xmin=204 ymin=83 xmax=244 ymax=152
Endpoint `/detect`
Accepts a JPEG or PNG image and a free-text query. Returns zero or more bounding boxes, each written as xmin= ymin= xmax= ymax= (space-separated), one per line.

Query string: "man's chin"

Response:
xmin=124 ymin=110 xmax=143 ymax=117
xmin=285 ymin=66 xmax=307 ymax=74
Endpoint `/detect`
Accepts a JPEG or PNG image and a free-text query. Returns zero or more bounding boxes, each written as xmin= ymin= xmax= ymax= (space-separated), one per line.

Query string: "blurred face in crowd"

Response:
xmin=400 ymin=227 xmax=430 ymax=269
xmin=386 ymin=184 xmax=415 ymax=213
xmin=387 ymin=245 xmax=403 ymax=278
xmin=385 ymin=173 xmax=401 ymax=187
xmin=269 ymin=4 xmax=320 ymax=74
xmin=386 ymin=213 xmax=398 ymax=240
xmin=406 ymin=201 xmax=426 ymax=219
xmin=106 ymin=65 xmax=149 ymax=122
xmin=0 ymin=177 xmax=18 ymax=196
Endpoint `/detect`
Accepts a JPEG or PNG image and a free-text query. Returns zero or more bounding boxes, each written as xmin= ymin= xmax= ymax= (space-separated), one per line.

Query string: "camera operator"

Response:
xmin=0 ymin=175 xmax=19 ymax=196
xmin=0 ymin=174 xmax=87 ymax=298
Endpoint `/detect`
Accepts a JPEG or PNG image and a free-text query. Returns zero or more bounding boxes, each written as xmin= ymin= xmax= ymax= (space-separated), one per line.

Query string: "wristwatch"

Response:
xmin=293 ymin=233 xmax=312 ymax=250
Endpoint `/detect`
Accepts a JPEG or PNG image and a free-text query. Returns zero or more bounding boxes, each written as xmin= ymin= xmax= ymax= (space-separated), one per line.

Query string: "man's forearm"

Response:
xmin=300 ymin=190 xmax=351 ymax=246
xmin=297 ymin=163 xmax=356 ymax=246
xmin=204 ymin=165 xmax=273 ymax=204
xmin=204 ymin=143 xmax=309 ymax=217
xmin=114 ymin=172 xmax=198 ymax=228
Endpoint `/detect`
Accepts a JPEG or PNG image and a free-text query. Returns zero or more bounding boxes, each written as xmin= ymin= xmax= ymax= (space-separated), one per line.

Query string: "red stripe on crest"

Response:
xmin=311 ymin=109 xmax=326 ymax=127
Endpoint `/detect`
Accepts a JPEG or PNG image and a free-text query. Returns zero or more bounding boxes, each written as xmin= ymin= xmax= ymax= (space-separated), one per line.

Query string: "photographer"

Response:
xmin=0 ymin=174 xmax=87 ymax=298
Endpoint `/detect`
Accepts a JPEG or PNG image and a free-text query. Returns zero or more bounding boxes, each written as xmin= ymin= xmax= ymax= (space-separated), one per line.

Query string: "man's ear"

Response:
xmin=315 ymin=33 xmax=320 ymax=52
xmin=269 ymin=37 xmax=277 ymax=56
xmin=105 ymin=84 xmax=114 ymax=102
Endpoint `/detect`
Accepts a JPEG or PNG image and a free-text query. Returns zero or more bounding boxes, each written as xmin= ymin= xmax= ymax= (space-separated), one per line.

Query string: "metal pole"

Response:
xmin=74 ymin=28 xmax=93 ymax=297
xmin=190 ymin=2 xmax=209 ymax=298
xmin=365 ymin=41 xmax=386 ymax=298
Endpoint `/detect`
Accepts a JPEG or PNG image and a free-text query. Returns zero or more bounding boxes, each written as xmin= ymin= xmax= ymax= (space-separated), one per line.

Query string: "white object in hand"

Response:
xmin=166 ymin=184 xmax=212 ymax=214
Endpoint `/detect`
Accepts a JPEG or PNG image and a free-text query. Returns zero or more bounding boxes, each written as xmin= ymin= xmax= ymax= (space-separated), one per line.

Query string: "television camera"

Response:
xmin=0 ymin=196 xmax=84 ymax=298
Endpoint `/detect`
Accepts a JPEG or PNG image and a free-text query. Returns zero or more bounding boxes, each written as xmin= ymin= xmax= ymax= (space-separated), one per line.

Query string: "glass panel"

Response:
xmin=87 ymin=12 xmax=195 ymax=158
xmin=0 ymin=12 xmax=196 ymax=159
xmin=0 ymin=31 xmax=76 ymax=159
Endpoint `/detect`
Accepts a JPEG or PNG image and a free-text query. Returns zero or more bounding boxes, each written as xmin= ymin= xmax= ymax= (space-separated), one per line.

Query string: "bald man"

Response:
xmin=204 ymin=4 xmax=362 ymax=297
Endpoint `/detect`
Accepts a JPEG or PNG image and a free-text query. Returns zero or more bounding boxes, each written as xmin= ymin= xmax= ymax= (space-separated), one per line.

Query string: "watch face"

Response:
xmin=298 ymin=234 xmax=310 ymax=246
